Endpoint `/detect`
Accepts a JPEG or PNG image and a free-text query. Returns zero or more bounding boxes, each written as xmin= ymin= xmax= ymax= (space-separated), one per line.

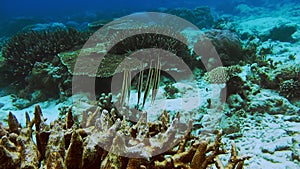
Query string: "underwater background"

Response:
xmin=0 ymin=0 xmax=299 ymax=168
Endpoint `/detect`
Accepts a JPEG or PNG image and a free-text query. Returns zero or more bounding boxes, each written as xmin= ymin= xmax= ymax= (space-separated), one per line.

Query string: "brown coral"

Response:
xmin=0 ymin=99 xmax=250 ymax=169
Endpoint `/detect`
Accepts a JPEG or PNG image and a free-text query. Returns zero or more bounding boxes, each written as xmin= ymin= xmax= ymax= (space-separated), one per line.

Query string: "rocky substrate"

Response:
xmin=231 ymin=112 xmax=300 ymax=168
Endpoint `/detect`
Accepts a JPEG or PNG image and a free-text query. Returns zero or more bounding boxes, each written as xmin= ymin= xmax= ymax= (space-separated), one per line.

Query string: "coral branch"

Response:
xmin=0 ymin=101 xmax=250 ymax=169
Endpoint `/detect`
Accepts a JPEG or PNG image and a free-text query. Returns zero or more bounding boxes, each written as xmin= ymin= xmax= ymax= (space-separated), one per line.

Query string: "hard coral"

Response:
xmin=58 ymin=25 xmax=195 ymax=78
xmin=165 ymin=6 xmax=214 ymax=29
xmin=265 ymin=24 xmax=298 ymax=42
xmin=18 ymin=60 xmax=71 ymax=104
xmin=106 ymin=26 xmax=193 ymax=67
xmin=280 ymin=79 xmax=300 ymax=99
xmin=0 ymin=97 xmax=250 ymax=169
xmin=202 ymin=29 xmax=244 ymax=66
xmin=275 ymin=65 xmax=300 ymax=100
xmin=2 ymin=27 xmax=89 ymax=78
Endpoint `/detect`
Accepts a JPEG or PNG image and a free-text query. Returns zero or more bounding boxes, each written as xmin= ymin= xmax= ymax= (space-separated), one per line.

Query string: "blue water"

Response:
xmin=0 ymin=0 xmax=296 ymax=35
xmin=1 ymin=0 xmax=296 ymax=17
xmin=0 ymin=0 xmax=299 ymax=168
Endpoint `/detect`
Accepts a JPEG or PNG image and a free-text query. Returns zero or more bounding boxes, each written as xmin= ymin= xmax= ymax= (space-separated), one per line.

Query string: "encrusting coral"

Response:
xmin=0 ymin=93 xmax=250 ymax=169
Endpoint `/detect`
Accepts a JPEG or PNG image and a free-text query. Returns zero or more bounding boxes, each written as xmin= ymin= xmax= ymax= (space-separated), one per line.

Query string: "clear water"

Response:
xmin=0 ymin=0 xmax=299 ymax=168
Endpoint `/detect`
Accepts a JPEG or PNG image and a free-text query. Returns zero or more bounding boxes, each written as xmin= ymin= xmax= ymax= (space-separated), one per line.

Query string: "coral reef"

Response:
xmin=246 ymin=62 xmax=300 ymax=101
xmin=58 ymin=24 xmax=198 ymax=106
xmin=279 ymin=79 xmax=300 ymax=100
xmin=108 ymin=31 xmax=191 ymax=59
xmin=164 ymin=83 xmax=180 ymax=99
xmin=0 ymin=26 xmax=90 ymax=104
xmin=262 ymin=24 xmax=298 ymax=42
xmin=204 ymin=65 xmax=244 ymax=98
xmin=194 ymin=29 xmax=244 ymax=66
xmin=17 ymin=60 xmax=71 ymax=106
xmin=0 ymin=100 xmax=250 ymax=168
xmin=0 ymin=55 xmax=13 ymax=88
xmin=58 ymin=29 xmax=194 ymax=78
xmin=275 ymin=65 xmax=300 ymax=100
xmin=163 ymin=6 xmax=215 ymax=29
xmin=88 ymin=19 xmax=112 ymax=30
xmin=2 ymin=27 xmax=89 ymax=78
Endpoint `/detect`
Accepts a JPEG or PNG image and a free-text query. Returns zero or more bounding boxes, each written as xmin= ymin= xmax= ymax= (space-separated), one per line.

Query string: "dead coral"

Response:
xmin=18 ymin=129 xmax=41 ymax=169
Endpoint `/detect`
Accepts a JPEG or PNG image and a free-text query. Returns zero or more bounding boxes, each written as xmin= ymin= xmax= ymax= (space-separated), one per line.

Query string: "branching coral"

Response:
xmin=2 ymin=27 xmax=89 ymax=78
xmin=1 ymin=27 xmax=89 ymax=104
xmin=0 ymin=98 xmax=250 ymax=169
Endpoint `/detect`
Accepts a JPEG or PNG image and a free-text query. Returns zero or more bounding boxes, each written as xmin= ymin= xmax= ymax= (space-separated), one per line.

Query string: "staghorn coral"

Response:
xmin=0 ymin=100 xmax=250 ymax=169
